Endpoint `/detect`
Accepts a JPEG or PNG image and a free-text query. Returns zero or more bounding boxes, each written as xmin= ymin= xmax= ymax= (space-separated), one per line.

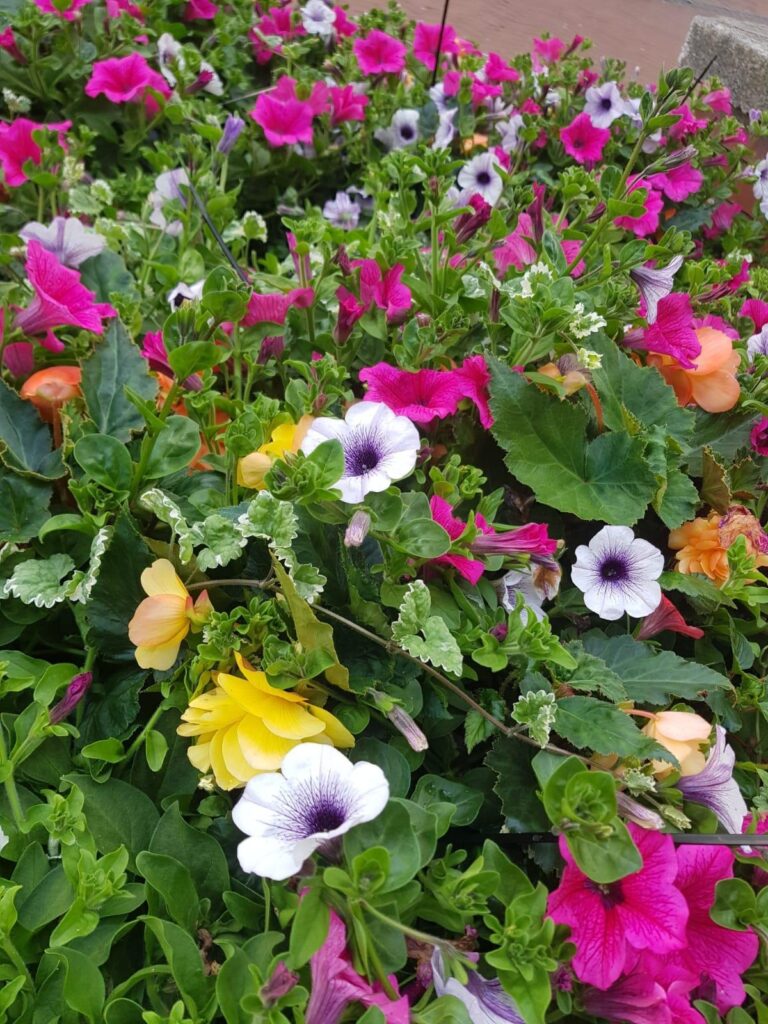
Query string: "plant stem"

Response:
xmin=1 ymin=937 xmax=34 ymax=990
xmin=0 ymin=729 xmax=23 ymax=831
xmin=119 ymin=703 xmax=167 ymax=762
xmin=357 ymin=899 xmax=456 ymax=949
xmin=130 ymin=382 xmax=180 ymax=502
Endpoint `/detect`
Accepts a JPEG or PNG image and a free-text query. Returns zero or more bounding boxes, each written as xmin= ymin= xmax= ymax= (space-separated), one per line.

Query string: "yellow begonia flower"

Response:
xmin=128 ymin=559 xmax=212 ymax=672
xmin=641 ymin=710 xmax=712 ymax=777
xmin=237 ymin=415 xmax=314 ymax=490
xmin=177 ymin=652 xmax=354 ymax=789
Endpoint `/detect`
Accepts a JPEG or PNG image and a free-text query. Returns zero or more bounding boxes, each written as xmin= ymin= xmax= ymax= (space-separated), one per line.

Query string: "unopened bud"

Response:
xmin=616 ymin=791 xmax=664 ymax=830
xmin=386 ymin=705 xmax=428 ymax=751
xmin=344 ymin=510 xmax=371 ymax=548
xmin=50 ymin=672 xmax=92 ymax=725
xmin=586 ymin=202 xmax=606 ymax=223
xmin=260 ymin=963 xmax=299 ymax=1007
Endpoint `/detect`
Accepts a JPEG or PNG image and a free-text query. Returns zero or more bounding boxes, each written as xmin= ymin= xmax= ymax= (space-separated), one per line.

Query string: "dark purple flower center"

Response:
xmin=345 ymin=428 xmax=384 ymax=475
xmin=599 ymin=556 xmax=628 ymax=583
xmin=274 ymin=776 xmax=354 ymax=840
xmin=586 ymin=879 xmax=624 ymax=908
xmin=600 ymin=97 xmax=613 ymax=111
xmin=305 ymin=801 xmax=347 ymax=833
xmin=400 ymin=125 xmax=415 ymax=140
xmin=476 ymin=171 xmax=492 ymax=185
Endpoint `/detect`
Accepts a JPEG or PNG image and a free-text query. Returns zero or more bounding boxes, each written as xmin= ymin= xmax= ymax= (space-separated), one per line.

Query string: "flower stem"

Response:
xmin=0 ymin=729 xmax=23 ymax=831
xmin=130 ymin=382 xmax=180 ymax=502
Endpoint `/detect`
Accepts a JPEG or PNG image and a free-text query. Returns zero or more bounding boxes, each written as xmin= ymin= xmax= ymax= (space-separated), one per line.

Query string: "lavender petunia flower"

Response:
xmin=630 ymin=254 xmax=684 ymax=324
xmin=753 ymin=158 xmax=768 ymax=201
xmin=322 ymin=191 xmax=361 ymax=230
xmin=300 ymin=0 xmax=336 ymax=37
xmin=374 ymin=109 xmax=420 ymax=151
xmin=432 ymin=950 xmax=524 ymax=1024
xmin=20 ymin=217 xmax=106 ymax=268
xmin=571 ymin=525 xmax=663 ymax=621
xmin=457 ymin=153 xmax=503 ymax=206
xmin=218 ymin=114 xmax=245 ymax=155
xmin=149 ymin=168 xmax=189 ymax=237
xmin=678 ymin=725 xmax=748 ymax=834
xmin=497 ymin=114 xmax=524 ymax=153
xmin=584 ymin=81 xmax=629 ymax=128
xmin=748 ymin=324 xmax=768 ymax=362
xmin=433 ymin=107 xmax=457 ymax=150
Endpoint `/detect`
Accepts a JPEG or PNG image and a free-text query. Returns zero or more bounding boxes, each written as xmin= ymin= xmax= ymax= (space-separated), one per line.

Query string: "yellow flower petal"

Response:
xmin=178 ymin=691 xmax=241 ymax=734
xmin=140 ymin=559 xmax=189 ymax=599
xmin=232 ymin=654 xmax=307 ymax=702
xmin=217 ymin=673 xmax=323 ymax=739
xmin=237 ymin=451 xmax=273 ymax=489
xmin=308 ymin=706 xmax=355 ymax=748
xmin=221 ymin=722 xmax=257 ymax=783
xmin=209 ymin=728 xmax=246 ymax=790
xmin=263 ymin=422 xmax=297 ymax=457
xmin=187 ymin=739 xmax=213 ymax=773
xmin=237 ymin=715 xmax=297 ymax=771
xmin=129 ymin=595 xmax=190 ymax=647
xmin=134 ymin=639 xmax=183 ymax=671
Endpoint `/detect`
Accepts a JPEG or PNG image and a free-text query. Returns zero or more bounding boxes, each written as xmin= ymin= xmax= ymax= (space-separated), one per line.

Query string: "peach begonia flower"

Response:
xmin=642 ymin=710 xmax=711 ymax=777
xmin=20 ymin=366 xmax=81 ymax=423
xmin=669 ymin=506 xmax=768 ymax=584
xmin=177 ymin=652 xmax=354 ymax=789
xmin=647 ymin=326 xmax=740 ymax=413
xmin=128 ymin=559 xmax=211 ymax=671
xmin=237 ymin=415 xmax=313 ymax=490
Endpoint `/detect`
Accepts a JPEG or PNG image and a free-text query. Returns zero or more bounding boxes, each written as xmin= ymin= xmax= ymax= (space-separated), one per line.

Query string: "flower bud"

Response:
xmin=260 ymin=962 xmax=299 ymax=1007
xmin=344 ymin=510 xmax=371 ymax=548
xmin=50 ymin=672 xmax=92 ymax=725
xmin=218 ymin=114 xmax=245 ymax=155
xmin=386 ymin=705 xmax=428 ymax=752
xmin=616 ymin=791 xmax=664 ymax=830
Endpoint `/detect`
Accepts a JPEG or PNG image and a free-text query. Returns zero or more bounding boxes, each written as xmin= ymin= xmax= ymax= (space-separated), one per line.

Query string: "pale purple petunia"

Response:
xmin=678 ymin=725 xmax=748 ymax=835
xmin=630 ymin=255 xmax=684 ymax=324
xmin=322 ymin=191 xmax=361 ymax=229
xmin=20 ymin=217 xmax=106 ymax=268
xmin=432 ymin=950 xmax=524 ymax=1023
xmin=584 ymin=80 xmax=629 ymax=128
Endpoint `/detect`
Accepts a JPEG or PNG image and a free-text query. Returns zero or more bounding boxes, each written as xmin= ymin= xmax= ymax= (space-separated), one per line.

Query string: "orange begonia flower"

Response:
xmin=669 ymin=506 xmax=768 ymax=584
xmin=647 ymin=327 xmax=740 ymax=413
xmin=128 ymin=559 xmax=211 ymax=671
xmin=20 ymin=366 xmax=81 ymax=423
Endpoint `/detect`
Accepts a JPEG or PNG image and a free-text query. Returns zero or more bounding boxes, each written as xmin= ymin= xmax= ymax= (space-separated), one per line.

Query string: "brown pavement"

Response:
xmin=345 ymin=0 xmax=768 ymax=80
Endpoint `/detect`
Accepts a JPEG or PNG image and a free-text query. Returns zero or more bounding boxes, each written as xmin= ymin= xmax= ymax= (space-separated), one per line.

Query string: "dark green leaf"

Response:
xmin=81 ymin=319 xmax=157 ymax=442
xmin=136 ymin=851 xmax=199 ymax=932
xmin=288 ymin=887 xmax=329 ymax=968
xmin=144 ymin=415 xmax=202 ymax=479
xmin=74 ymin=434 xmax=133 ymax=492
xmin=485 ymin=737 xmax=550 ymax=832
xmin=555 ymin=696 xmax=675 ymax=763
xmin=0 ymin=379 xmax=63 ymax=479
xmin=79 ymin=251 xmax=136 ymax=303
xmin=64 ymin=775 xmax=159 ymax=869
xmin=149 ymin=803 xmax=229 ymax=910
xmin=0 ymin=469 xmax=51 ymax=542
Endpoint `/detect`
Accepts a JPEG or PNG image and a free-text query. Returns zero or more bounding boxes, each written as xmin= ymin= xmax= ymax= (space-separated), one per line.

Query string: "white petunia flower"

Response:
xmin=433 ymin=108 xmax=457 ymax=150
xmin=748 ymin=324 xmax=768 ymax=362
xmin=497 ymin=114 xmax=524 ymax=153
xmin=374 ymin=108 xmax=420 ymax=151
xmin=457 ymin=153 xmax=503 ymax=206
xmin=584 ymin=80 xmax=629 ymax=128
xmin=571 ymin=525 xmax=664 ymax=620
xmin=232 ymin=744 xmax=390 ymax=880
xmin=149 ymin=168 xmax=189 ymax=237
xmin=168 ymin=279 xmax=204 ymax=308
xmin=300 ymin=0 xmax=336 ymax=37
xmin=20 ymin=217 xmax=106 ymax=268
xmin=301 ymin=401 xmax=420 ymax=504
xmin=753 ymin=158 xmax=768 ymax=201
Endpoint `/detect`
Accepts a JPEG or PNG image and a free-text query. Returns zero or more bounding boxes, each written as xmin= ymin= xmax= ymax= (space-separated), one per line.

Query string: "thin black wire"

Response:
xmin=182 ymin=175 xmax=250 ymax=285
xmin=461 ymin=831 xmax=768 ymax=848
xmin=429 ymin=0 xmax=452 ymax=88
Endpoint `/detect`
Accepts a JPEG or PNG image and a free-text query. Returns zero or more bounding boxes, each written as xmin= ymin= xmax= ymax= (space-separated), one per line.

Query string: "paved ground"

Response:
xmin=345 ymin=0 xmax=768 ymax=79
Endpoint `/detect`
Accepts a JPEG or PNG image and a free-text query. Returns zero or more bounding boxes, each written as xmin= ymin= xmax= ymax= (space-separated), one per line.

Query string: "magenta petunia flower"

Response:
xmin=704 ymin=201 xmax=741 ymax=239
xmin=560 ymin=113 xmax=610 ymax=165
xmin=250 ymin=77 xmax=327 ymax=147
xmin=704 ymin=87 xmax=732 ymax=115
xmin=472 ymin=521 xmax=557 ymax=559
xmin=412 ymin=21 xmax=459 ymax=70
xmin=329 ymin=85 xmax=368 ymax=125
xmin=353 ymin=30 xmax=407 ymax=75
xmin=493 ymin=213 xmax=537 ymax=274
xmin=485 ymin=51 xmax=520 ymax=83
xmin=668 ymin=103 xmax=708 ymax=141
xmin=636 ymin=595 xmax=703 ymax=641
xmin=648 ymin=162 xmax=703 ymax=201
xmin=428 ymin=496 xmax=489 ymax=584
xmin=359 ymin=364 xmax=464 ymax=423
xmin=50 ymin=672 xmax=92 ymax=725
xmin=634 ymin=293 xmax=701 ymax=369
xmin=14 ymin=242 xmax=117 ymax=338
xmin=3 ymin=342 xmax=35 ymax=378
xmin=751 ymin=416 xmax=768 ymax=456
xmin=184 ymin=0 xmax=218 ymax=18
xmin=614 ymin=180 xmax=664 ymax=237
xmin=354 ymin=260 xmax=411 ymax=321
xmin=0 ymin=26 xmax=25 ymax=62
xmin=0 ymin=118 xmax=71 ymax=188
xmin=456 ymin=354 xmax=493 ymax=428
xmin=242 ymin=288 xmax=314 ymax=327
xmin=32 ymin=0 xmax=92 ymax=19
xmin=250 ymin=7 xmax=303 ymax=63
xmin=334 ymin=287 xmax=366 ymax=344
xmin=582 ymin=964 xmax=669 ymax=1024
xmin=85 ymin=54 xmax=171 ymax=109
xmin=533 ymin=36 xmax=565 ymax=63
xmin=140 ymin=330 xmax=202 ymax=390
xmin=547 ymin=823 xmax=688 ymax=990
xmin=647 ymin=845 xmax=759 ymax=1013
xmin=305 ymin=909 xmax=409 ymax=1024
xmin=333 ymin=7 xmax=357 ymax=37
xmin=740 ymin=298 xmax=768 ymax=333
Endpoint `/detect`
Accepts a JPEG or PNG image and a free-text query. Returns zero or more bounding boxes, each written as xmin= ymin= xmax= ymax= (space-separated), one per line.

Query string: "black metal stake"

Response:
xmin=183 ymin=175 xmax=250 ymax=285
xmin=430 ymin=0 xmax=452 ymax=89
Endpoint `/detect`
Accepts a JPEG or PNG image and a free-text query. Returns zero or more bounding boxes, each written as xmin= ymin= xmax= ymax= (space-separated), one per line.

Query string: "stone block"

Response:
xmin=679 ymin=16 xmax=768 ymax=113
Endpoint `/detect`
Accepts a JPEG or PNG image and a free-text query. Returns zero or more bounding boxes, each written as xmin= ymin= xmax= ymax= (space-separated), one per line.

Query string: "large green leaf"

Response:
xmin=79 ymin=251 xmax=137 ymax=303
xmin=489 ymin=364 xmax=656 ymax=525
xmin=0 ymin=469 xmax=51 ymax=542
xmin=485 ymin=737 xmax=550 ymax=832
xmin=64 ymin=774 xmax=159 ymax=869
xmin=554 ymin=696 xmax=675 ymax=763
xmin=582 ymin=632 xmax=733 ymax=706
xmin=149 ymin=803 xmax=229 ymax=910
xmin=0 ymin=379 xmax=63 ymax=479
xmin=81 ymin=319 xmax=157 ymax=442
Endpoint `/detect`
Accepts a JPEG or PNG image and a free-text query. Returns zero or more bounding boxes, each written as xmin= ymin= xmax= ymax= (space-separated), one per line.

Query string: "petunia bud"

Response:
xmin=616 ymin=791 xmax=664 ymax=830
xmin=218 ymin=114 xmax=245 ymax=155
xmin=257 ymin=335 xmax=285 ymax=364
xmin=386 ymin=705 xmax=428 ymax=752
xmin=344 ymin=510 xmax=371 ymax=548
xmin=50 ymin=672 xmax=93 ymax=725
xmin=260 ymin=962 xmax=299 ymax=1008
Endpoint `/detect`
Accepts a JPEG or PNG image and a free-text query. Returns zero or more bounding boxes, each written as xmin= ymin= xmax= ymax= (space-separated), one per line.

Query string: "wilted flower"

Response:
xmin=498 ymin=562 xmax=562 ymax=621
xmin=237 ymin=417 xmax=314 ymax=490
xmin=750 ymin=416 xmax=768 ymax=457
xmin=641 ymin=710 xmax=712 ymax=776
xmin=179 ymin=657 xmax=354 ymax=790
xmin=232 ymin=744 xmax=387 ymax=878
xmin=669 ymin=508 xmax=768 ymax=583
xmin=261 ymin=963 xmax=299 ymax=1007
xmin=344 ymin=510 xmax=371 ymax=548
xmin=128 ymin=559 xmax=212 ymax=670
xmin=571 ymin=525 xmax=664 ymax=620
xmin=301 ymin=401 xmax=420 ymax=503
xmin=636 ymin=595 xmax=704 ymax=640
xmin=497 ymin=114 xmax=524 ymax=152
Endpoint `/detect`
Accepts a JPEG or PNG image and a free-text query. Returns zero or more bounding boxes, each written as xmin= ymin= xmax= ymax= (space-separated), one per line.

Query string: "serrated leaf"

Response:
xmin=659 ymin=571 xmax=733 ymax=613
xmin=512 ymin=691 xmax=557 ymax=747
xmin=562 ymin=643 xmax=627 ymax=701
xmin=554 ymin=696 xmax=675 ymax=763
xmin=81 ymin=319 xmax=157 ymax=442
xmin=489 ymin=363 xmax=657 ymax=525
xmin=582 ymin=632 xmax=732 ymax=706
xmin=392 ymin=581 xmax=463 ymax=676
xmin=2 ymin=554 xmax=75 ymax=608
xmin=700 ymin=447 xmax=731 ymax=512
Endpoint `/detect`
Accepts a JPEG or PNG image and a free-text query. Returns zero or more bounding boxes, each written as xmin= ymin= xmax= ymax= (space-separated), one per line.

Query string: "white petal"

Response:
xmin=360 ymin=468 xmax=397 ymax=494
xmin=337 ymin=474 xmax=370 ymax=504
xmin=588 ymin=525 xmax=635 ymax=558
xmin=344 ymin=401 xmax=386 ymax=428
xmin=381 ymin=417 xmax=421 ymax=453
xmin=620 ymin=580 xmax=662 ymax=619
xmin=628 ymin=538 xmax=665 ymax=578
xmin=301 ymin=418 xmax=348 ymax=455
xmin=237 ymin=834 xmax=317 ymax=880
xmin=379 ymin=450 xmax=417 ymax=481
xmin=570 ymin=563 xmax=599 ymax=592
xmin=582 ymin=583 xmax=627 ymax=620
xmin=346 ymin=761 xmax=390 ymax=824
xmin=281 ymin=742 xmax=353 ymax=782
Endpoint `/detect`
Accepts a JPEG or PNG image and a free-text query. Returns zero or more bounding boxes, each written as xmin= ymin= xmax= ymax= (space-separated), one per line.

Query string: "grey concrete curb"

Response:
xmin=680 ymin=16 xmax=768 ymax=113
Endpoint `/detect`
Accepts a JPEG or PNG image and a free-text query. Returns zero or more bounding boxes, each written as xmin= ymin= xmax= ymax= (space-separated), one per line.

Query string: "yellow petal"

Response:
xmin=233 ymin=655 xmax=307 ymax=702
xmin=140 ymin=559 xmax=189 ymax=599
xmin=308 ymin=705 xmax=355 ymax=748
xmin=209 ymin=728 xmax=246 ymax=790
xmin=179 ymin=691 xmax=241 ymax=733
xmin=221 ymin=722 xmax=258 ymax=783
xmin=134 ymin=639 xmax=183 ymax=671
xmin=263 ymin=422 xmax=297 ymax=457
xmin=187 ymin=738 xmax=212 ymax=773
xmin=237 ymin=715 xmax=297 ymax=770
xmin=217 ymin=673 xmax=323 ymax=738
xmin=129 ymin=595 xmax=190 ymax=647
xmin=237 ymin=451 xmax=272 ymax=489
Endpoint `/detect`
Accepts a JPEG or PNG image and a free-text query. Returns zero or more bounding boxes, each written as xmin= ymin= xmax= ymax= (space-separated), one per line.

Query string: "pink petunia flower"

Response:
xmin=141 ymin=330 xmax=202 ymax=390
xmin=32 ymin=0 xmax=92 ymax=19
xmin=635 ymin=293 xmax=701 ymax=369
xmin=359 ymin=364 xmax=464 ymax=423
xmin=703 ymin=201 xmax=741 ymax=239
xmin=184 ymin=0 xmax=218 ymax=18
xmin=105 ymin=0 xmax=145 ymax=19
xmin=305 ymin=910 xmax=409 ymax=1024
xmin=750 ymin=416 xmax=768 ymax=457
xmin=333 ymin=7 xmax=357 ymax=37
xmin=428 ymin=496 xmax=489 ymax=584
xmin=648 ymin=162 xmax=703 ymax=202
xmin=547 ymin=823 xmax=688 ymax=990
xmin=472 ymin=521 xmax=557 ymax=559
xmin=413 ymin=21 xmax=459 ymax=70
xmin=533 ymin=36 xmax=565 ymax=63
xmin=614 ymin=179 xmax=664 ymax=237
xmin=3 ymin=342 xmax=35 ymax=377
xmin=704 ymin=87 xmax=732 ymax=115
xmin=354 ymin=260 xmax=411 ymax=321
xmin=242 ymin=288 xmax=314 ymax=327
xmin=560 ymin=113 xmax=610 ymax=165
xmin=582 ymin=963 xmax=670 ymax=1024
xmin=353 ymin=30 xmax=407 ymax=75
xmin=485 ymin=52 xmax=520 ymax=83
xmin=85 ymin=54 xmax=171 ymax=111
xmin=334 ymin=286 xmax=367 ymax=344
xmin=647 ymin=845 xmax=759 ymax=1013
xmin=668 ymin=104 xmax=708 ymax=140
xmin=329 ymin=84 xmax=369 ymax=125
xmin=740 ymin=298 xmax=768 ymax=333
xmin=0 ymin=27 xmax=25 ymax=63
xmin=636 ymin=595 xmax=704 ymax=641
xmin=0 ymin=118 xmax=71 ymax=188
xmin=250 ymin=77 xmax=327 ymax=147
xmin=455 ymin=354 xmax=493 ymax=428
xmin=250 ymin=7 xmax=303 ymax=63
xmin=493 ymin=212 xmax=537 ymax=274
xmin=693 ymin=313 xmax=739 ymax=339
xmin=14 ymin=242 xmax=117 ymax=338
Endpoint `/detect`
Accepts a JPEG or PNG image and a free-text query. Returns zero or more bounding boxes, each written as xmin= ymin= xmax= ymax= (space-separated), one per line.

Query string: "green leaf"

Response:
xmin=74 ymin=435 xmax=133 ymax=492
xmin=343 ymin=801 xmax=421 ymax=891
xmin=392 ymin=519 xmax=452 ymax=558
xmin=1 ymin=553 xmax=75 ymax=608
xmin=81 ymin=319 xmax=157 ymax=442
xmin=136 ymin=851 xmax=199 ymax=932
xmin=79 ymin=250 xmax=136 ymax=303
xmin=561 ymin=644 xmax=627 ymax=701
xmin=288 ymin=887 xmax=329 ymax=968
xmin=416 ymin=997 xmax=472 ymax=1023
xmin=141 ymin=915 xmax=213 ymax=1017
xmin=0 ymin=378 xmax=64 ymax=479
xmin=144 ymin=415 xmax=201 ymax=479
xmin=485 ymin=738 xmax=550 ymax=832
xmin=46 ymin=947 xmax=105 ymax=1024
xmin=149 ymin=804 xmax=229 ymax=910
xmin=711 ymin=878 xmax=756 ymax=931
xmin=392 ymin=581 xmax=463 ymax=675
xmin=567 ymin=818 xmax=643 ymax=883
xmin=0 ymin=469 xmax=51 ymax=542
xmin=64 ymin=775 xmax=159 ymax=870
xmin=81 ymin=738 xmax=126 ymax=763
xmin=167 ymin=342 xmax=222 ymax=382
xmin=411 ymin=775 xmax=483 ymax=826
xmin=554 ymin=696 xmax=676 ymax=763
xmin=512 ymin=690 xmax=557 ymax=747
xmin=489 ymin=364 xmax=656 ymax=525
xmin=582 ymin=633 xmax=733 ymax=706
